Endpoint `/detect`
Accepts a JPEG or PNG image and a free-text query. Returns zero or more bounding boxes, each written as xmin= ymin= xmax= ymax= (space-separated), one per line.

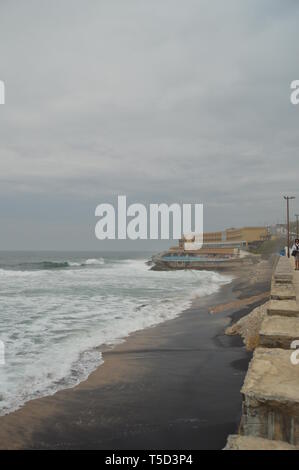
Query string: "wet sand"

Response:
xmin=0 ymin=262 xmax=272 ymax=450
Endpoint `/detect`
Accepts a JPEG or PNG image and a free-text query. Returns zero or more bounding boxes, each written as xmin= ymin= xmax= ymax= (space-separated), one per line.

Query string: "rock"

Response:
xmin=225 ymin=301 xmax=268 ymax=351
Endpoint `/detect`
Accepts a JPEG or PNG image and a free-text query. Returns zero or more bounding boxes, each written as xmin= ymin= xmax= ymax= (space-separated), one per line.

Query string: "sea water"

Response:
xmin=0 ymin=251 xmax=232 ymax=416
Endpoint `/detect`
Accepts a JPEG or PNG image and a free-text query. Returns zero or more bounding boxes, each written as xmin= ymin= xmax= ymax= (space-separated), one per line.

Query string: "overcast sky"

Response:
xmin=0 ymin=0 xmax=299 ymax=250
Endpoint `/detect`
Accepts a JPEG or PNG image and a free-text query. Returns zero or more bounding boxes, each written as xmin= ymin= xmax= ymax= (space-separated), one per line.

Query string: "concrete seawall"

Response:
xmin=225 ymin=256 xmax=299 ymax=450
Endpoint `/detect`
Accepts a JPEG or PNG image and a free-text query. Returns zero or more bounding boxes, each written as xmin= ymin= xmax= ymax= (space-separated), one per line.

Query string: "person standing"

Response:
xmin=291 ymin=239 xmax=299 ymax=270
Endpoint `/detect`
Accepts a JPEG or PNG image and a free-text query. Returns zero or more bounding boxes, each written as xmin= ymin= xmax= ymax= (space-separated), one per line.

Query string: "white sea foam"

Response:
xmin=0 ymin=256 xmax=231 ymax=416
xmin=81 ymin=258 xmax=105 ymax=265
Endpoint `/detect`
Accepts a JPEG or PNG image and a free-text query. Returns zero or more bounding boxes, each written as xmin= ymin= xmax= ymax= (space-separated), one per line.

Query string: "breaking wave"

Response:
xmin=0 ymin=259 xmax=105 ymax=271
xmin=0 ymin=255 xmax=232 ymax=416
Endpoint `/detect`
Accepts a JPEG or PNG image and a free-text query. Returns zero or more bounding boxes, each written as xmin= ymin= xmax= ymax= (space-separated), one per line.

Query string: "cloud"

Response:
xmin=0 ymin=0 xmax=298 ymax=249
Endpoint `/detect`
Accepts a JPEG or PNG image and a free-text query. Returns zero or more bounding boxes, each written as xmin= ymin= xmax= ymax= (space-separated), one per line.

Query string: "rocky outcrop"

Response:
xmin=225 ymin=302 xmax=268 ymax=351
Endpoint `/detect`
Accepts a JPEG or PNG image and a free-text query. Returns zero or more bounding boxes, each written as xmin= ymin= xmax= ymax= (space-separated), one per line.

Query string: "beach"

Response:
xmin=0 ymin=259 xmax=272 ymax=450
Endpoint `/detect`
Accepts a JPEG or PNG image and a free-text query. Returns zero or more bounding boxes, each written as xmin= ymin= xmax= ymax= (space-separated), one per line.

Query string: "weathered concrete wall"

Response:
xmin=224 ymin=434 xmax=298 ymax=450
xmin=240 ymin=348 xmax=299 ymax=445
xmin=270 ymin=284 xmax=296 ymax=301
xmin=267 ymin=299 xmax=299 ymax=317
xmin=259 ymin=316 xmax=299 ymax=349
xmin=225 ymin=256 xmax=299 ymax=450
xmin=273 ymin=256 xmax=293 ymax=284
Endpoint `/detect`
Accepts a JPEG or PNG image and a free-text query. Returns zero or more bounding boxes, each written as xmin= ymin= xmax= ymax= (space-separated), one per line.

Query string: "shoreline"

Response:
xmin=0 ymin=266 xmax=231 ymax=420
xmin=0 ymin=261 xmax=272 ymax=449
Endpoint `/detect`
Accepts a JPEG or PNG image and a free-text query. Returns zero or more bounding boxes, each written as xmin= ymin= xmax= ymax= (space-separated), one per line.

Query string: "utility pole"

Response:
xmin=284 ymin=196 xmax=295 ymax=257
xmin=295 ymin=214 xmax=299 ymax=239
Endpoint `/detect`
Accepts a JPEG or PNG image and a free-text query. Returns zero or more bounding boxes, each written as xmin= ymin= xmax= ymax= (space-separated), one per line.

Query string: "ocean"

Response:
xmin=0 ymin=251 xmax=232 ymax=416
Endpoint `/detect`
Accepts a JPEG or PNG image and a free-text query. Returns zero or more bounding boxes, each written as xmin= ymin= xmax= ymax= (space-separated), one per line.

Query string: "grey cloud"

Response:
xmin=0 ymin=0 xmax=298 ymax=249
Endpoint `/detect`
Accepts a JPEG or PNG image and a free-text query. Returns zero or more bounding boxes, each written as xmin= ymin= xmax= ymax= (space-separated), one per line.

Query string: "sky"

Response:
xmin=0 ymin=0 xmax=299 ymax=250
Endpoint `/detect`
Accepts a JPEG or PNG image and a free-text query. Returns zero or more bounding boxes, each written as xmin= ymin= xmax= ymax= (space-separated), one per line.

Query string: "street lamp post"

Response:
xmin=284 ymin=196 xmax=295 ymax=257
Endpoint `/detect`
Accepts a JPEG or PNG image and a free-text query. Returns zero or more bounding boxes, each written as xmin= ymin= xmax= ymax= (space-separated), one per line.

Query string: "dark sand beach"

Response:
xmin=0 ymin=261 xmax=272 ymax=450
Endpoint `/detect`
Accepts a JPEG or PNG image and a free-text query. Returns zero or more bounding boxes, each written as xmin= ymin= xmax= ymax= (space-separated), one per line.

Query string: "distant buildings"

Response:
xmin=268 ymin=224 xmax=287 ymax=237
xmin=178 ymin=226 xmax=269 ymax=251
xmin=153 ymin=225 xmax=280 ymax=270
